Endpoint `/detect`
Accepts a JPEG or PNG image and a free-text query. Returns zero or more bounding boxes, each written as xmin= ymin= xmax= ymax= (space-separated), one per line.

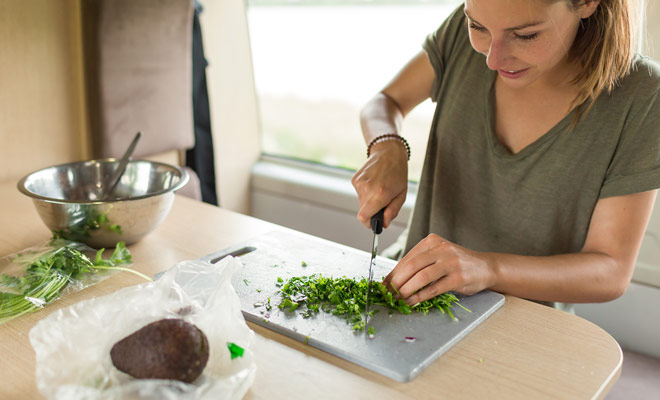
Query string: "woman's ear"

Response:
xmin=580 ymin=0 xmax=600 ymax=19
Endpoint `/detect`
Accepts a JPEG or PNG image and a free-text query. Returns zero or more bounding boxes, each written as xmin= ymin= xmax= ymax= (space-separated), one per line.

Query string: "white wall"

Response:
xmin=645 ymin=0 xmax=660 ymax=59
xmin=575 ymin=283 xmax=660 ymax=359
xmin=200 ymin=0 xmax=261 ymax=214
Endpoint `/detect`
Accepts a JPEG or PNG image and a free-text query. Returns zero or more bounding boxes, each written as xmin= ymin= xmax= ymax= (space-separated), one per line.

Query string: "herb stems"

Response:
xmin=0 ymin=241 xmax=145 ymax=324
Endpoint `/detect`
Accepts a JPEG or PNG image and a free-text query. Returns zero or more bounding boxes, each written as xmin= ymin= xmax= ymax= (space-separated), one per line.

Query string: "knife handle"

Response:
xmin=371 ymin=208 xmax=385 ymax=234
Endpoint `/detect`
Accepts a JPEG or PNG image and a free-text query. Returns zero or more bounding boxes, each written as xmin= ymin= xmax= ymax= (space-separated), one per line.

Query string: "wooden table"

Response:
xmin=0 ymin=181 xmax=622 ymax=399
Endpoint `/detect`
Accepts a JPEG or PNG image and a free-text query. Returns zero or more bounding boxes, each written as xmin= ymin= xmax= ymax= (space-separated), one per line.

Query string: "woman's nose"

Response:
xmin=486 ymin=39 xmax=506 ymax=71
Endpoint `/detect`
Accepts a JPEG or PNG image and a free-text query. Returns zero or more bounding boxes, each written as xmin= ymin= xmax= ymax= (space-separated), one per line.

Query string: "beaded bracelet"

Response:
xmin=366 ymin=134 xmax=411 ymax=160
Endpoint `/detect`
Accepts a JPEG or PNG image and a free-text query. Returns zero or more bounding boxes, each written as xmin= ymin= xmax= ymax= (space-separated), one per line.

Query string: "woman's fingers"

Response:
xmin=356 ymin=189 xmax=405 ymax=230
xmin=352 ymin=142 xmax=408 ymax=229
xmin=383 ymin=234 xmax=494 ymax=304
xmin=384 ymin=234 xmax=449 ymax=294
xmin=383 ymin=191 xmax=406 ymax=229
xmin=404 ymin=276 xmax=457 ymax=306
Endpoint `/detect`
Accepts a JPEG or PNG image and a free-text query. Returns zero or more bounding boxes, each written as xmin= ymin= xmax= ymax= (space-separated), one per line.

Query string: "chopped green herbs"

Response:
xmin=276 ymin=274 xmax=469 ymax=332
xmin=301 ymin=261 xmax=308 ymax=267
xmin=0 ymin=241 xmax=147 ymax=324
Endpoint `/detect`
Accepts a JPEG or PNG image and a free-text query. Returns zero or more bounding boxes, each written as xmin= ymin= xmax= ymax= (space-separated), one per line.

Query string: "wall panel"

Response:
xmin=0 ymin=0 xmax=88 ymax=183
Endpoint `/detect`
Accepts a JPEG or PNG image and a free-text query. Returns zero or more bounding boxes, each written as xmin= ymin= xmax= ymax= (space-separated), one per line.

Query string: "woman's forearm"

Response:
xmin=386 ymin=193 xmax=653 ymax=306
xmin=486 ymin=251 xmax=632 ymax=303
xmin=359 ymin=93 xmax=404 ymax=144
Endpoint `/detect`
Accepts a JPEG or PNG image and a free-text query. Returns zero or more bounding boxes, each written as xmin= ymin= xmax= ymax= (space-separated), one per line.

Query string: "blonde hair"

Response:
xmin=562 ymin=0 xmax=637 ymax=120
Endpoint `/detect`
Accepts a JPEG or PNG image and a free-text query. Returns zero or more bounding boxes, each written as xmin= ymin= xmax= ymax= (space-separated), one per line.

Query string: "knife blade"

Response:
xmin=364 ymin=208 xmax=385 ymax=331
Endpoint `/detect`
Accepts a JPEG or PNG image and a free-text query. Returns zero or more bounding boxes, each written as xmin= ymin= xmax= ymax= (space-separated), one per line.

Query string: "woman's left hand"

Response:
xmin=383 ymin=234 xmax=496 ymax=305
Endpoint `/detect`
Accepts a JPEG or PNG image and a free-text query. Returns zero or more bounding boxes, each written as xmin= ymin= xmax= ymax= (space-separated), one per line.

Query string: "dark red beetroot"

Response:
xmin=110 ymin=318 xmax=209 ymax=383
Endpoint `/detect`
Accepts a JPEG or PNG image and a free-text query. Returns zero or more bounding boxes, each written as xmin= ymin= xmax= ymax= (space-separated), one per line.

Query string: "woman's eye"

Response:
xmin=514 ymin=32 xmax=539 ymax=41
xmin=468 ymin=22 xmax=486 ymax=32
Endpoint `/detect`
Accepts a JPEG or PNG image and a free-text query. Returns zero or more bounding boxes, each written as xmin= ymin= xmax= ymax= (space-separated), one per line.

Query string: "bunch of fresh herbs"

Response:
xmin=277 ymin=274 xmax=469 ymax=332
xmin=0 ymin=240 xmax=149 ymax=324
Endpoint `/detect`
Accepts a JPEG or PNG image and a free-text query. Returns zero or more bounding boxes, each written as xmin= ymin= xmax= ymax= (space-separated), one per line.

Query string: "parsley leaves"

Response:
xmin=276 ymin=274 xmax=469 ymax=332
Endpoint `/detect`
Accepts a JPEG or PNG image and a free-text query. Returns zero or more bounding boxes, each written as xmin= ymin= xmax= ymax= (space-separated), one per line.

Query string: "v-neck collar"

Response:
xmin=484 ymin=71 xmax=577 ymax=160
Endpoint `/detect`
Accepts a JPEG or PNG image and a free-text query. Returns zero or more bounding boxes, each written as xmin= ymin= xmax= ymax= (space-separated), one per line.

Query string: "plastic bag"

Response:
xmin=0 ymin=239 xmax=135 ymax=324
xmin=29 ymin=256 xmax=256 ymax=400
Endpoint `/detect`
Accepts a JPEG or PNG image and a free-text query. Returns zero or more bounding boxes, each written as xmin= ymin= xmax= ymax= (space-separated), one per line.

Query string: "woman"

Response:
xmin=352 ymin=0 xmax=660 ymax=309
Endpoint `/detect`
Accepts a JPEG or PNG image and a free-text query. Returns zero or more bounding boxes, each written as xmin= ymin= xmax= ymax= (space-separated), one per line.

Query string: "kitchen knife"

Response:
xmin=364 ymin=208 xmax=385 ymax=330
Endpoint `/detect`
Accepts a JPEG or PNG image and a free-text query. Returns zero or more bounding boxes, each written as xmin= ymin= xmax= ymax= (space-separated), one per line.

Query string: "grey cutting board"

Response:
xmin=199 ymin=230 xmax=505 ymax=382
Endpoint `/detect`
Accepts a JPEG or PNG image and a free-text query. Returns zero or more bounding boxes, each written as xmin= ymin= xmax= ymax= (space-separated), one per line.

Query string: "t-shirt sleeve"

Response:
xmin=422 ymin=4 xmax=469 ymax=102
xmin=600 ymin=59 xmax=660 ymax=198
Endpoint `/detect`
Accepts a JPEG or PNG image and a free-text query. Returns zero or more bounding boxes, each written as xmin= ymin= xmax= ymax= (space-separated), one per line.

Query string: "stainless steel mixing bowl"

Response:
xmin=17 ymin=159 xmax=189 ymax=249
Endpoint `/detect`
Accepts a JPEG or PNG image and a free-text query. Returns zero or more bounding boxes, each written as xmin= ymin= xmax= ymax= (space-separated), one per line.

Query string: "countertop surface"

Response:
xmin=0 ymin=181 xmax=622 ymax=399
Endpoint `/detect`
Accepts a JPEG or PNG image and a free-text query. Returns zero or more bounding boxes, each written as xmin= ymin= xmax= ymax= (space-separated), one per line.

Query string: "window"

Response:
xmin=246 ymin=0 xmax=462 ymax=180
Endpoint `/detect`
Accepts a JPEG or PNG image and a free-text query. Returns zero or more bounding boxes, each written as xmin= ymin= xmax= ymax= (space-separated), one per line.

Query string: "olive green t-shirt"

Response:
xmin=405 ymin=5 xmax=660 ymax=258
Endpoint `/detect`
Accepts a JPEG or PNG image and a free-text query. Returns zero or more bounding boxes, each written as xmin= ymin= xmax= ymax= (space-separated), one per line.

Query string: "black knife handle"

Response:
xmin=371 ymin=208 xmax=385 ymax=234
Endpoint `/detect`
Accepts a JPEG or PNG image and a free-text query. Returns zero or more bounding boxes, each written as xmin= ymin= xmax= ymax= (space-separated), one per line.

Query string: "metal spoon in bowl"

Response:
xmin=102 ymin=131 xmax=142 ymax=200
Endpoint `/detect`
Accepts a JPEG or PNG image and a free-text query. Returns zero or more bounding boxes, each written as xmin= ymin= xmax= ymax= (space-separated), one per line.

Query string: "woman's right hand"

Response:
xmin=352 ymin=50 xmax=434 ymax=229
xmin=351 ymin=139 xmax=409 ymax=230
